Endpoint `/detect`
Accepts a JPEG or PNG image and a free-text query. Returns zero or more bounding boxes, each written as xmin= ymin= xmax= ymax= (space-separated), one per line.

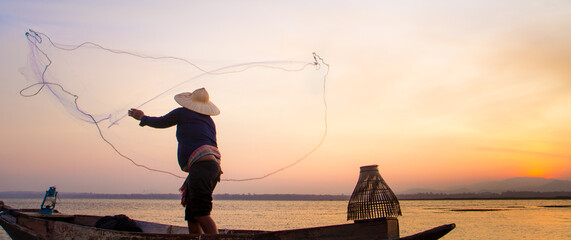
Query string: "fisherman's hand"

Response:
xmin=128 ymin=108 xmax=145 ymax=120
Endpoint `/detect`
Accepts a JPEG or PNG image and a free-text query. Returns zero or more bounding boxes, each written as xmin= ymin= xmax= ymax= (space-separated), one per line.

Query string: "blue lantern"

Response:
xmin=40 ymin=186 xmax=58 ymax=214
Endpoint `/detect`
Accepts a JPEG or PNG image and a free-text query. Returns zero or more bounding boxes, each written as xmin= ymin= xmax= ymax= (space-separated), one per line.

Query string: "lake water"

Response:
xmin=1 ymin=198 xmax=569 ymax=239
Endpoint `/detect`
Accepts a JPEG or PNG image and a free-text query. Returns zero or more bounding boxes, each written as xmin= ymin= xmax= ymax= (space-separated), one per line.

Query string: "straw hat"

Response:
xmin=174 ymin=88 xmax=220 ymax=116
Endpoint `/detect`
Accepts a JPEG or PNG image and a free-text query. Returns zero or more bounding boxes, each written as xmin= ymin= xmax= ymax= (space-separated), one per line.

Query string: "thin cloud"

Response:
xmin=475 ymin=147 xmax=571 ymax=160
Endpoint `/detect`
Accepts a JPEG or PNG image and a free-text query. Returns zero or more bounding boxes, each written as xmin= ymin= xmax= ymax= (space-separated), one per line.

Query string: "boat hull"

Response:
xmin=1 ymin=203 xmax=453 ymax=240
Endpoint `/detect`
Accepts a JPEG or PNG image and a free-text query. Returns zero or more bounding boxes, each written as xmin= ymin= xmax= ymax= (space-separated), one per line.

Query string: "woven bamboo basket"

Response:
xmin=347 ymin=165 xmax=402 ymax=221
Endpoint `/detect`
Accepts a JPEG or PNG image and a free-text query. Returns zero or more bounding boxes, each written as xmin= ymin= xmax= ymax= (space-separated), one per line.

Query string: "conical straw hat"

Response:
xmin=174 ymin=88 xmax=220 ymax=116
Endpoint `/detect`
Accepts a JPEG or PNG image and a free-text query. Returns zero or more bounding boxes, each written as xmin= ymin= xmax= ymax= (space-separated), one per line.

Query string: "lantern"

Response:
xmin=40 ymin=186 xmax=58 ymax=214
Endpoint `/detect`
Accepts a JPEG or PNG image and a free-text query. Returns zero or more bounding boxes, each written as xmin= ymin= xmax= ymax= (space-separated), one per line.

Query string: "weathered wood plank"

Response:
xmin=0 ymin=212 xmax=44 ymax=240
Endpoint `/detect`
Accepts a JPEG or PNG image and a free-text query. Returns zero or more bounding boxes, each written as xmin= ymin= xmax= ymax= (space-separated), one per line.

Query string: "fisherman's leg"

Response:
xmin=188 ymin=221 xmax=203 ymax=234
xmin=188 ymin=161 xmax=221 ymax=234
xmin=194 ymin=215 xmax=218 ymax=234
xmin=186 ymin=206 xmax=203 ymax=234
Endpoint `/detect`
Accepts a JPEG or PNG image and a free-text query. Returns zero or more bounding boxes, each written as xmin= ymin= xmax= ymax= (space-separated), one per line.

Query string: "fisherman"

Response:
xmin=128 ymin=88 xmax=221 ymax=234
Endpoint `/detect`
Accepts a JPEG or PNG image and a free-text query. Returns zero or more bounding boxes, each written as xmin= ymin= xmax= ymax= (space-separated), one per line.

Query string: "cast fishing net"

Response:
xmin=20 ymin=29 xmax=329 ymax=181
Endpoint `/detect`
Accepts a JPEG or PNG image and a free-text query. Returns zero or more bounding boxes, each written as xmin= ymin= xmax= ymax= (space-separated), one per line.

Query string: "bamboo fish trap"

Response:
xmin=347 ymin=165 xmax=402 ymax=221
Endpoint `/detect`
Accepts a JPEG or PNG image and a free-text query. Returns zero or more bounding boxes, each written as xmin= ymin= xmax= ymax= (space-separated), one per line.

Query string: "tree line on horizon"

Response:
xmin=0 ymin=191 xmax=569 ymax=200
xmin=397 ymin=191 xmax=571 ymax=200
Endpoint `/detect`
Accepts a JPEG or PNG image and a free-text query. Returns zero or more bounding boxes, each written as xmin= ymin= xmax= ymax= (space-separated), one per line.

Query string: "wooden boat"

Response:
xmin=0 ymin=200 xmax=454 ymax=240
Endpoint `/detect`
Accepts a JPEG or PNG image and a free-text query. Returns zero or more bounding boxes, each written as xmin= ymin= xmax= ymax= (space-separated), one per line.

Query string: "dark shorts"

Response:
xmin=184 ymin=161 xmax=221 ymax=222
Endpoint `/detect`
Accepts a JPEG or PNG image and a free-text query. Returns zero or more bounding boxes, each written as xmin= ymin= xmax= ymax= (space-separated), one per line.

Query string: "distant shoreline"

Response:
xmin=1 ymin=191 xmax=569 ymax=200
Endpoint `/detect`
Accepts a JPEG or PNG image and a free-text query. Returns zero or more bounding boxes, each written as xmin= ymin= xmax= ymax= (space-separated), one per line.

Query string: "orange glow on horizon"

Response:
xmin=523 ymin=168 xmax=552 ymax=179
xmin=515 ymin=159 xmax=558 ymax=179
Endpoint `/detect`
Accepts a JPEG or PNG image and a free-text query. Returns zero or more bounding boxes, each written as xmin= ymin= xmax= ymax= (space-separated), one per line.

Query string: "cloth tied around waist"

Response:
xmin=179 ymin=145 xmax=221 ymax=207
xmin=182 ymin=145 xmax=221 ymax=172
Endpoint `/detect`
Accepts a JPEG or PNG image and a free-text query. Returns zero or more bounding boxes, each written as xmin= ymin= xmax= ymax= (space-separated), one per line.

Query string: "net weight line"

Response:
xmin=21 ymin=29 xmax=329 ymax=181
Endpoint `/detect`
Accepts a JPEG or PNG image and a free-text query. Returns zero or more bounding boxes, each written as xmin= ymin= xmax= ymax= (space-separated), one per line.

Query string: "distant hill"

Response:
xmin=540 ymin=180 xmax=571 ymax=192
xmin=400 ymin=177 xmax=571 ymax=194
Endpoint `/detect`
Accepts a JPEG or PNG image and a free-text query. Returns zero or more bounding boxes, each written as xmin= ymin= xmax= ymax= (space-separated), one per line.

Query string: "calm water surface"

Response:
xmin=1 ymin=199 xmax=569 ymax=239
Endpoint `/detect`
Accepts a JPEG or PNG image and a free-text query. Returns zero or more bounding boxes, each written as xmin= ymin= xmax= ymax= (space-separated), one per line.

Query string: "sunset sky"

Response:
xmin=1 ymin=0 xmax=570 ymax=195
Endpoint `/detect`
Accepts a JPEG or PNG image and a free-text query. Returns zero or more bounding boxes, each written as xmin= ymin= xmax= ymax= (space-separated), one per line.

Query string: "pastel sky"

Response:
xmin=1 ymin=0 xmax=570 ymax=194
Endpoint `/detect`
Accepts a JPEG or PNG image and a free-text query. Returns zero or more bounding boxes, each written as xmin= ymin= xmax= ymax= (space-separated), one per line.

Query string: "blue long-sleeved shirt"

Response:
xmin=139 ymin=107 xmax=217 ymax=170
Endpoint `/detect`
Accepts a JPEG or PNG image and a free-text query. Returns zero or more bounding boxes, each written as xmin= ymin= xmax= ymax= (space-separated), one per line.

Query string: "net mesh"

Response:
xmin=19 ymin=29 xmax=329 ymax=181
